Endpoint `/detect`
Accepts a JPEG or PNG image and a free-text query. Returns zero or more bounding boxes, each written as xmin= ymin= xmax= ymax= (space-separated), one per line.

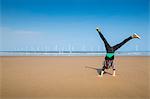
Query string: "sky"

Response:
xmin=0 ymin=0 xmax=149 ymax=51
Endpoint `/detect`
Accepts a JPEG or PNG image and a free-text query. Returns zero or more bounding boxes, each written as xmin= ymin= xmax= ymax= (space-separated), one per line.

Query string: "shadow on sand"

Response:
xmin=85 ymin=66 xmax=112 ymax=75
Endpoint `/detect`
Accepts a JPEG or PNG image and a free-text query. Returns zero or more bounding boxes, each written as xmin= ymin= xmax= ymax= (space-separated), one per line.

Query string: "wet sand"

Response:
xmin=0 ymin=56 xmax=149 ymax=99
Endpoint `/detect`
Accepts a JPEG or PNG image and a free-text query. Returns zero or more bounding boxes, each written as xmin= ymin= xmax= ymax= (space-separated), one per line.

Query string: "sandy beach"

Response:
xmin=0 ymin=56 xmax=149 ymax=99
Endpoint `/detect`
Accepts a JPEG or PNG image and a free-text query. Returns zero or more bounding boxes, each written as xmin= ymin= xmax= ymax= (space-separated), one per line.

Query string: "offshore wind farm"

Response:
xmin=1 ymin=42 xmax=149 ymax=56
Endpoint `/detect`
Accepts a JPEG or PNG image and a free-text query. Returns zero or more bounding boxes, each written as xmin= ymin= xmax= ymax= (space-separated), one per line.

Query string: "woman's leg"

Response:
xmin=112 ymin=33 xmax=140 ymax=51
xmin=96 ymin=28 xmax=111 ymax=51
xmin=112 ymin=36 xmax=133 ymax=51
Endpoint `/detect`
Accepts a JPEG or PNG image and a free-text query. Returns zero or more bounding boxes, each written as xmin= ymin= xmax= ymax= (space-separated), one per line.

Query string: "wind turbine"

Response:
xmin=135 ymin=44 xmax=139 ymax=52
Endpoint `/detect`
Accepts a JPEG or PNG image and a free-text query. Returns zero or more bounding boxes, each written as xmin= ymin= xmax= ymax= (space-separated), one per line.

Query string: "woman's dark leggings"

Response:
xmin=97 ymin=31 xmax=133 ymax=53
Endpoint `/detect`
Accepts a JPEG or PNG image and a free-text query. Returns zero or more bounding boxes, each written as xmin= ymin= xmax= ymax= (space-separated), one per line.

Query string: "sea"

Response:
xmin=0 ymin=51 xmax=150 ymax=56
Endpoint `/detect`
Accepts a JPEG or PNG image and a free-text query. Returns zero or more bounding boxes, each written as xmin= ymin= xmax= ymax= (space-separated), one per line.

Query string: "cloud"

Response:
xmin=0 ymin=26 xmax=41 ymax=35
xmin=0 ymin=27 xmax=44 ymax=43
xmin=13 ymin=30 xmax=41 ymax=35
xmin=0 ymin=26 xmax=46 ymax=50
xmin=1 ymin=26 xmax=44 ymax=44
